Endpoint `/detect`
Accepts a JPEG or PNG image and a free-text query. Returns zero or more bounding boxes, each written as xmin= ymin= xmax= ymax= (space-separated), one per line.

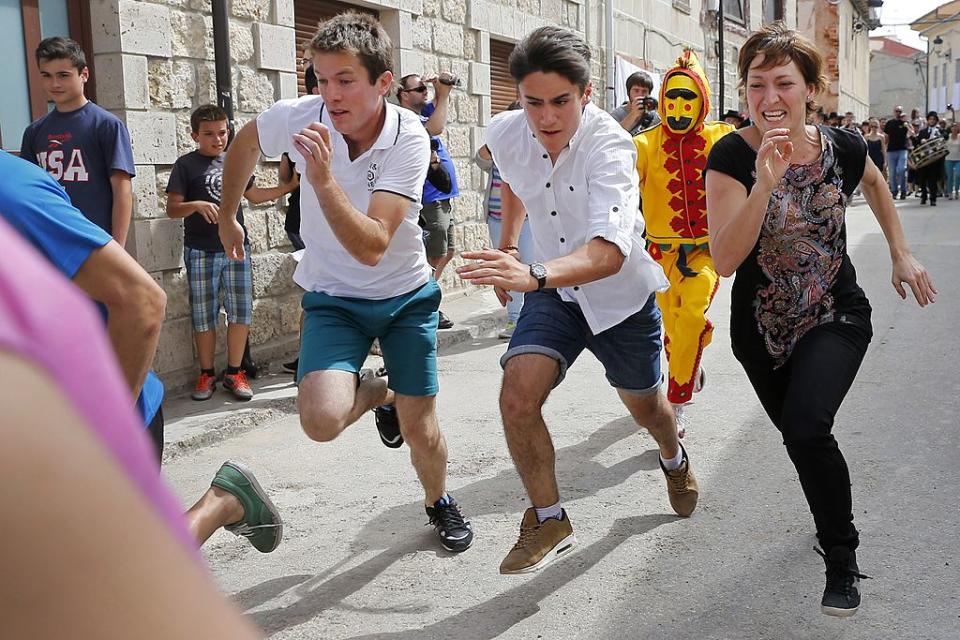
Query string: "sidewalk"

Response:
xmin=161 ymin=288 xmax=508 ymax=462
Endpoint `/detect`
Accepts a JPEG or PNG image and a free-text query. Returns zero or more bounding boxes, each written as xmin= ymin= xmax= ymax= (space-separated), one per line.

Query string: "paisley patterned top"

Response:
xmin=705 ymin=125 xmax=872 ymax=368
xmin=754 ymin=132 xmax=845 ymax=365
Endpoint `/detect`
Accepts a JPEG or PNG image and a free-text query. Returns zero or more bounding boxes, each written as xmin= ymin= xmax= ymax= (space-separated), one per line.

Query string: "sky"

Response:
xmin=870 ymin=0 xmax=951 ymax=50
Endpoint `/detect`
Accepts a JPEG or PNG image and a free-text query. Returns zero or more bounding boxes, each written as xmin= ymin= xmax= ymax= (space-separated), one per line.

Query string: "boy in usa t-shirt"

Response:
xmin=19 ymin=37 xmax=135 ymax=245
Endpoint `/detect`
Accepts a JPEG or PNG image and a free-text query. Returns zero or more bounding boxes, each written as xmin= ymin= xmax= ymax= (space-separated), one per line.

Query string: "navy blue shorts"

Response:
xmin=501 ymin=289 xmax=663 ymax=394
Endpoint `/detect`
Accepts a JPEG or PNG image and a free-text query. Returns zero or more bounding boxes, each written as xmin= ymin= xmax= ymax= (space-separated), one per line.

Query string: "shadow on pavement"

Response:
xmin=343 ymin=514 xmax=677 ymax=640
xmin=238 ymin=415 xmax=665 ymax=635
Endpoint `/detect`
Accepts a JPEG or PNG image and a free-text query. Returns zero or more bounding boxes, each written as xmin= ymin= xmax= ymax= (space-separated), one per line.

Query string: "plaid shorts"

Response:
xmin=184 ymin=247 xmax=252 ymax=332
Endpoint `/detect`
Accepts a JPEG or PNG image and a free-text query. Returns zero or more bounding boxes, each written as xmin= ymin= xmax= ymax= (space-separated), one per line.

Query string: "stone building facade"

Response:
xmin=911 ymin=0 xmax=960 ymax=117
xmin=9 ymin=0 xmax=802 ymax=390
xmin=869 ymin=36 xmax=923 ymax=120
xmin=81 ymin=0 xmax=592 ymax=390
xmin=797 ymin=0 xmax=879 ymax=120
xmin=702 ymin=0 xmax=798 ymax=118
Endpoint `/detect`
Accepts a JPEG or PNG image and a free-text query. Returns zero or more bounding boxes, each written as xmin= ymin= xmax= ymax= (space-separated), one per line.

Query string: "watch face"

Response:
xmin=530 ymin=263 xmax=547 ymax=279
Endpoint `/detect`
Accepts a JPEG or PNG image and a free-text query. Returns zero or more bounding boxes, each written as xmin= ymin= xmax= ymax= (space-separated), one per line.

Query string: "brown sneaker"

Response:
xmin=499 ymin=507 xmax=577 ymax=575
xmin=660 ymin=444 xmax=699 ymax=517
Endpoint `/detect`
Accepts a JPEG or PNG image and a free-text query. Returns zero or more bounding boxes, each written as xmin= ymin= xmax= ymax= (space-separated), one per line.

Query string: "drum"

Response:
xmin=909 ymin=136 xmax=948 ymax=169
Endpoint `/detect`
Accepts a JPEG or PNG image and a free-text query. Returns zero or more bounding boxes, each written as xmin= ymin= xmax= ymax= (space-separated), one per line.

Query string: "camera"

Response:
xmin=438 ymin=76 xmax=461 ymax=87
xmin=430 ymin=138 xmax=440 ymax=151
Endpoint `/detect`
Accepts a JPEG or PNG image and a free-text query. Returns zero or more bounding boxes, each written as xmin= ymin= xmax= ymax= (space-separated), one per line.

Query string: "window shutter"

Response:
xmin=490 ymin=39 xmax=516 ymax=116
xmin=294 ymin=0 xmax=379 ymax=96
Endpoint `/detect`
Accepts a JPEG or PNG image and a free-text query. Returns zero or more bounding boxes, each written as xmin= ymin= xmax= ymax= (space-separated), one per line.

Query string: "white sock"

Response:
xmin=660 ymin=448 xmax=684 ymax=471
xmin=534 ymin=501 xmax=563 ymax=523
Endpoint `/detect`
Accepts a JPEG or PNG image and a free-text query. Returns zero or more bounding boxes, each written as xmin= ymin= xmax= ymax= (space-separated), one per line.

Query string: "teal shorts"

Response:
xmin=297 ymin=280 xmax=441 ymax=397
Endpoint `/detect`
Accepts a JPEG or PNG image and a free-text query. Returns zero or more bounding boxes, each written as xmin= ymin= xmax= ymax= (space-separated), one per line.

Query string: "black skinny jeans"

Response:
xmin=918 ymin=161 xmax=943 ymax=203
xmin=741 ymin=316 xmax=872 ymax=552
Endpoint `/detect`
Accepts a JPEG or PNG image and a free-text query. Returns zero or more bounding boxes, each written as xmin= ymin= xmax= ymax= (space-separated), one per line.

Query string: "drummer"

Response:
xmin=915 ymin=111 xmax=947 ymax=207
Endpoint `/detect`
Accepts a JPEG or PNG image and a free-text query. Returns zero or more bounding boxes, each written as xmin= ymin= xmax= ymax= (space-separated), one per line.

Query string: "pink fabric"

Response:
xmin=0 ymin=217 xmax=195 ymax=552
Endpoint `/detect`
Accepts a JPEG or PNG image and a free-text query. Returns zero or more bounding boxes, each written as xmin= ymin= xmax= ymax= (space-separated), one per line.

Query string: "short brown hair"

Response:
xmin=190 ymin=104 xmax=229 ymax=133
xmin=36 ymin=36 xmax=87 ymax=71
xmin=509 ymin=26 xmax=591 ymax=91
xmin=738 ymin=23 xmax=828 ymax=116
xmin=309 ymin=12 xmax=392 ymax=84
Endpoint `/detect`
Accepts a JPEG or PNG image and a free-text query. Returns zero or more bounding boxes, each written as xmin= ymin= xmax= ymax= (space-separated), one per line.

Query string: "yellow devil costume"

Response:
xmin=634 ymin=50 xmax=733 ymax=410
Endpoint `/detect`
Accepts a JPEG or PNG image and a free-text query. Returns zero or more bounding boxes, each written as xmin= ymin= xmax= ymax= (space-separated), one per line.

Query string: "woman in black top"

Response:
xmin=864 ymin=118 xmax=886 ymax=179
xmin=705 ymin=25 xmax=936 ymax=618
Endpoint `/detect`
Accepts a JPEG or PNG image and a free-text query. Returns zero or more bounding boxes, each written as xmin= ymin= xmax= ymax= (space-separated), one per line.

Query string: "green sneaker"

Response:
xmin=210 ymin=460 xmax=282 ymax=553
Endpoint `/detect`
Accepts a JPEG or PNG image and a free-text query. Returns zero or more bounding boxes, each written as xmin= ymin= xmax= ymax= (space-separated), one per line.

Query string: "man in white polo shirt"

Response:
xmin=217 ymin=12 xmax=473 ymax=553
xmin=458 ymin=26 xmax=698 ymax=574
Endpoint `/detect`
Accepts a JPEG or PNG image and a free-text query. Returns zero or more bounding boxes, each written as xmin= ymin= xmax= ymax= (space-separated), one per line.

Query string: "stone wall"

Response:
xmin=87 ymin=0 xmax=711 ymax=391
xmin=89 ymin=0 xmax=309 ymax=390
xmin=869 ymin=51 xmax=923 ymax=124
xmin=86 ymin=0 xmax=585 ymax=391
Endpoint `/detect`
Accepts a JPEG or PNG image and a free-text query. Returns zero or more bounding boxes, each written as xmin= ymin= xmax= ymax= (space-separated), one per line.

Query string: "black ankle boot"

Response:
xmin=815 ymin=546 xmax=869 ymax=618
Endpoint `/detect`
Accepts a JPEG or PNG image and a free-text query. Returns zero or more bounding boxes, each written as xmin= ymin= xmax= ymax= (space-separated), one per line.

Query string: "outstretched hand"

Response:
xmin=456 ymin=249 xmax=533 ymax=306
xmin=892 ymin=252 xmax=937 ymax=306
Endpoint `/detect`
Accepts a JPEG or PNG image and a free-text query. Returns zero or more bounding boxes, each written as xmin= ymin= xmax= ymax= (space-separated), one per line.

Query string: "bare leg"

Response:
xmin=617 ymin=388 xmax=680 ymax=460
xmin=298 ymin=370 xmax=393 ymax=442
xmin=429 ymin=249 xmax=456 ymax=282
xmin=226 ymin=323 xmax=249 ymax=369
xmin=499 ymin=354 xmax=561 ymax=507
xmin=395 ymin=394 xmax=448 ymax=505
xmin=184 ymin=486 xmax=245 ymax=545
xmin=195 ymin=330 xmax=216 ymax=370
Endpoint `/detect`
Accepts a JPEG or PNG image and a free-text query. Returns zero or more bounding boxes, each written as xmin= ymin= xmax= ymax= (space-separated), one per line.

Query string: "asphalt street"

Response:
xmin=163 ymin=194 xmax=959 ymax=639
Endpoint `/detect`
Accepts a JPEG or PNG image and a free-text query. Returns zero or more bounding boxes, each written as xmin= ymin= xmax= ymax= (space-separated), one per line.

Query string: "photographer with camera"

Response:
xmin=398 ymin=72 xmax=460 ymax=329
xmin=608 ymin=71 xmax=661 ymax=136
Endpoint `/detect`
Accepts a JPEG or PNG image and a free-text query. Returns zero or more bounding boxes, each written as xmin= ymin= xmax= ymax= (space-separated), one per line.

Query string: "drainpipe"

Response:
xmin=605 ymin=0 xmax=615 ymax=108
xmin=212 ymin=0 xmax=234 ymax=125
xmin=212 ymin=0 xmax=260 ymax=375
xmin=585 ymin=0 xmax=591 ymax=50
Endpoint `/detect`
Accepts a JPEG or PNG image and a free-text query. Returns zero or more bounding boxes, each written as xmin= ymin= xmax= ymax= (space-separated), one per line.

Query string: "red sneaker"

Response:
xmin=191 ymin=372 xmax=217 ymax=401
xmin=223 ymin=370 xmax=254 ymax=401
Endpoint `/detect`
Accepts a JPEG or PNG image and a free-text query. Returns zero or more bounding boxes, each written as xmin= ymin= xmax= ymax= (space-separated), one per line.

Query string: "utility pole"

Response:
xmin=718 ymin=0 xmax=725 ymax=119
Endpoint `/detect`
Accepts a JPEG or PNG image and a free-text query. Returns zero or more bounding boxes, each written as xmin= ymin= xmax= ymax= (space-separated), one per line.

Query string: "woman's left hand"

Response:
xmin=892 ymin=252 xmax=938 ymax=306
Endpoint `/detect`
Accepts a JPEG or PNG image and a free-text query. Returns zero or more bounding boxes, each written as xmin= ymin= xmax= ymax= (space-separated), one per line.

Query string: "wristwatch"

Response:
xmin=529 ymin=262 xmax=547 ymax=290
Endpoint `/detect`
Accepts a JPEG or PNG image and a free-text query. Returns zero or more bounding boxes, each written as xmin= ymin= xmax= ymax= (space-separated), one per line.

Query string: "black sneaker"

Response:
xmin=437 ymin=310 xmax=454 ymax=330
xmin=373 ymin=404 xmax=403 ymax=448
xmin=241 ymin=342 xmax=259 ymax=379
xmin=815 ymin=546 xmax=870 ymax=617
xmin=426 ymin=495 xmax=473 ymax=552
xmin=282 ymin=358 xmax=299 ymax=374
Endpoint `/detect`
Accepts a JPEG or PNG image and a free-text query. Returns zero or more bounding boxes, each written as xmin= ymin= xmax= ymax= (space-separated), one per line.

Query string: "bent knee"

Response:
xmin=500 ymin=385 xmax=544 ymax=426
xmin=299 ymin=408 xmax=348 ymax=442
xmin=624 ymin=393 xmax=664 ymax=426
xmin=402 ymin=423 xmax=442 ymax=452
xmin=780 ymin=416 xmax=837 ymax=450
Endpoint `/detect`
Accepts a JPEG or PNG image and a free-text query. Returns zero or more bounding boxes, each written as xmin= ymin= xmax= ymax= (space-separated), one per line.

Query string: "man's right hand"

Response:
xmin=219 ymin=218 xmax=246 ymax=261
xmin=629 ymin=96 xmax=645 ymax=117
xmin=430 ymin=72 xmax=456 ymax=100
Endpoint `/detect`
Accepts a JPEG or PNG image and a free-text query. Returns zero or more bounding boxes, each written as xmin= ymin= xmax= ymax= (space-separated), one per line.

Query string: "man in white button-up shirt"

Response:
xmin=458 ymin=26 xmax=699 ymax=575
xmin=216 ymin=13 xmax=473 ymax=554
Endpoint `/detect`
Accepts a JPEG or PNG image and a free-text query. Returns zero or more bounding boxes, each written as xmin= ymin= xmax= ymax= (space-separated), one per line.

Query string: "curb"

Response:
xmin=161 ymin=303 xmax=507 ymax=463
